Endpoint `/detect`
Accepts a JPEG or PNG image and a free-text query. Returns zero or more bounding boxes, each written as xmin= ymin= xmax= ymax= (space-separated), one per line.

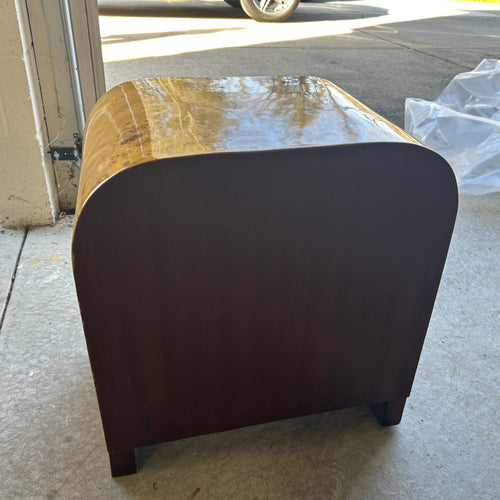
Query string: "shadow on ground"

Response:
xmin=98 ymin=0 xmax=388 ymax=23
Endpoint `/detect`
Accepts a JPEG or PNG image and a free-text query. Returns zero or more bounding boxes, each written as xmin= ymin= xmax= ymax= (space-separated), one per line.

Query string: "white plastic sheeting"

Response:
xmin=405 ymin=59 xmax=500 ymax=195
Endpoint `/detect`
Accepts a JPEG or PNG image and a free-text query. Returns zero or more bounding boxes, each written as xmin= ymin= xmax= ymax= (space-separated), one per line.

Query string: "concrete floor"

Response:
xmin=1 ymin=1 xmax=500 ymax=498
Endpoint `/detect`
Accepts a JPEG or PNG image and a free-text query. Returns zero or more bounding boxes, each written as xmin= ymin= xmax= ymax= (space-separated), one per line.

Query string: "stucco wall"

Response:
xmin=0 ymin=0 xmax=58 ymax=228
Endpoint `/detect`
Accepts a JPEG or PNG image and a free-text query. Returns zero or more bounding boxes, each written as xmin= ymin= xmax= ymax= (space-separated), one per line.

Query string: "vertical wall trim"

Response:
xmin=60 ymin=0 xmax=87 ymax=136
xmin=14 ymin=0 xmax=59 ymax=223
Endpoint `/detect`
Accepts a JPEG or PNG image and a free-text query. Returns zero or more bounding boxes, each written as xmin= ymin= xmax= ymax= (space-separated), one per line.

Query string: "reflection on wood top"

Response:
xmin=77 ymin=76 xmax=418 ymax=218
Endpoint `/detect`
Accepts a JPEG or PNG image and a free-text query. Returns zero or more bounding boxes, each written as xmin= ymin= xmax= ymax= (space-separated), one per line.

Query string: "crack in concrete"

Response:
xmin=0 ymin=228 xmax=29 ymax=333
xmin=356 ymin=28 xmax=472 ymax=70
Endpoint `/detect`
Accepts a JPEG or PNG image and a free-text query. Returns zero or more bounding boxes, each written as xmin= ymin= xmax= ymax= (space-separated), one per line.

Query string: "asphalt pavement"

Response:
xmin=99 ymin=0 xmax=500 ymax=127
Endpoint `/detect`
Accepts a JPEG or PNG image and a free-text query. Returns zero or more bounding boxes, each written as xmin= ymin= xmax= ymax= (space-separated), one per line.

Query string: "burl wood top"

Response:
xmin=77 ymin=76 xmax=417 ymax=219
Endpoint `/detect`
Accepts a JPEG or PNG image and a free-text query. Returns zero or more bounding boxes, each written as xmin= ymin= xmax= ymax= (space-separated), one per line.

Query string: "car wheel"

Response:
xmin=224 ymin=0 xmax=242 ymax=8
xmin=240 ymin=0 xmax=300 ymax=22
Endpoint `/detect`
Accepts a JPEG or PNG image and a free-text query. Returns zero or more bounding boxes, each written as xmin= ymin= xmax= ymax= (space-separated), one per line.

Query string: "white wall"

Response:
xmin=0 ymin=0 xmax=59 ymax=228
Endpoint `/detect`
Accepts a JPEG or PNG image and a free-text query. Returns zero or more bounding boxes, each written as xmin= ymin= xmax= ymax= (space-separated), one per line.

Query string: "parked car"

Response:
xmin=224 ymin=0 xmax=300 ymax=22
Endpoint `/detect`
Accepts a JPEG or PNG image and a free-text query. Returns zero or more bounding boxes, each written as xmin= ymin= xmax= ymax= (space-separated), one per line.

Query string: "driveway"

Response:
xmin=99 ymin=0 xmax=500 ymax=126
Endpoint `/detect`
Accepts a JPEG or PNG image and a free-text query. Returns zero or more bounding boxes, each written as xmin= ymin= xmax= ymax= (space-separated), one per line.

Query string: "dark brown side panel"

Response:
xmin=73 ymin=143 xmax=457 ymax=452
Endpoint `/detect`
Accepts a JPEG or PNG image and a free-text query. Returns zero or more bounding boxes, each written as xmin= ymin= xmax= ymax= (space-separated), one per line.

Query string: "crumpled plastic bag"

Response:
xmin=405 ymin=59 xmax=500 ymax=195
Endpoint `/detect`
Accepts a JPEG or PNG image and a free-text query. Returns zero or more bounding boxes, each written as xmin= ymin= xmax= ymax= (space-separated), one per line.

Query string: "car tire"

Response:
xmin=240 ymin=0 xmax=300 ymax=22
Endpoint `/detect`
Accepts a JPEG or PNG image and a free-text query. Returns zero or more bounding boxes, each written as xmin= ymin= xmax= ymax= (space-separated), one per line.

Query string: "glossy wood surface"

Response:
xmin=72 ymin=77 xmax=457 ymax=476
xmin=76 ymin=76 xmax=417 ymax=220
